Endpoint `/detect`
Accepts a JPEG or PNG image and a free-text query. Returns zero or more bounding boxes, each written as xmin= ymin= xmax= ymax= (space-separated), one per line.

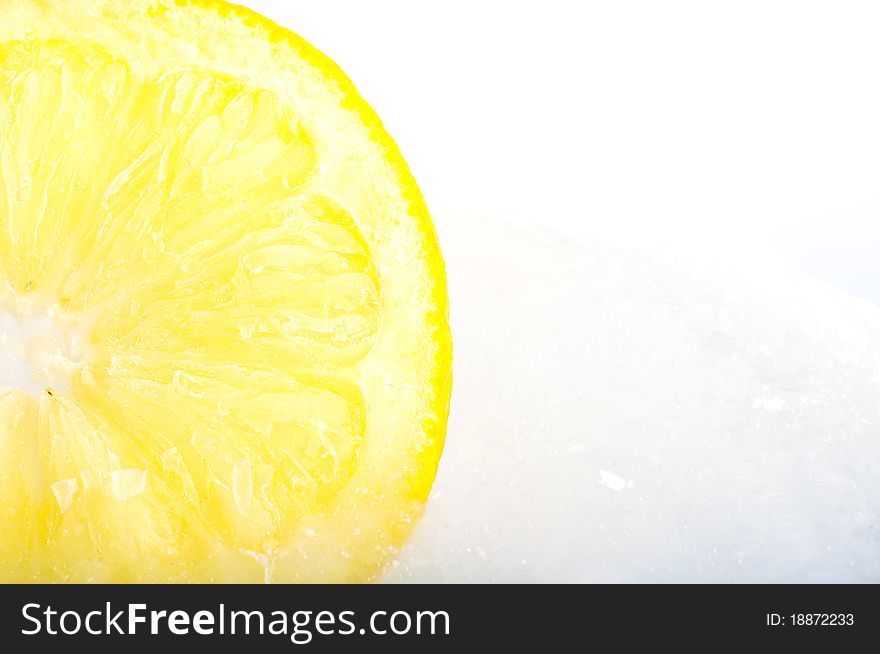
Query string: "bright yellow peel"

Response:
xmin=0 ymin=0 xmax=451 ymax=582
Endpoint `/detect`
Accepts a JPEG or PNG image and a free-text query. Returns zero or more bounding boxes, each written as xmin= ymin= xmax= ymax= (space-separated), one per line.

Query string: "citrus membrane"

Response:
xmin=0 ymin=0 xmax=451 ymax=582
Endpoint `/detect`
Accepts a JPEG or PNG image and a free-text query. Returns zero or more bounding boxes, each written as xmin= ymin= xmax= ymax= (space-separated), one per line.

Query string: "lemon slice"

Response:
xmin=0 ymin=0 xmax=451 ymax=583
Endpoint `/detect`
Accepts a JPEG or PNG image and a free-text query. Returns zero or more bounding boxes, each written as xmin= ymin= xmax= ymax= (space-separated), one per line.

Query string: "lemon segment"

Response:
xmin=0 ymin=0 xmax=451 ymax=582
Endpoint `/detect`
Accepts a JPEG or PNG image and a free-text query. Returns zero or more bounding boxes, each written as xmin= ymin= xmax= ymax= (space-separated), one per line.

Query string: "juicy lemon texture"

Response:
xmin=0 ymin=0 xmax=451 ymax=582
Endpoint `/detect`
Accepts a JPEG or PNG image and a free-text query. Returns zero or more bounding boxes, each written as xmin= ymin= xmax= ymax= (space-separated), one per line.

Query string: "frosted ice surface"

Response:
xmin=599 ymin=470 xmax=634 ymax=492
xmin=384 ymin=215 xmax=880 ymax=583
xmin=751 ymin=397 xmax=787 ymax=413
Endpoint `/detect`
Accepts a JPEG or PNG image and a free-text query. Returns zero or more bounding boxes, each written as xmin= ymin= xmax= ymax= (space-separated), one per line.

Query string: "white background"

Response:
xmin=247 ymin=0 xmax=880 ymax=582
xmin=251 ymin=0 xmax=880 ymax=300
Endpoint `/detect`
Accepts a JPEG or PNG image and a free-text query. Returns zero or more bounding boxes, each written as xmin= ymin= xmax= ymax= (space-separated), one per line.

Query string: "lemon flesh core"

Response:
xmin=0 ymin=1 xmax=450 ymax=583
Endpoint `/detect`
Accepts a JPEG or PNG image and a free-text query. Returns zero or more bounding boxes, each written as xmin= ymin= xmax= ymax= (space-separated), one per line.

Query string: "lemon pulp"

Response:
xmin=0 ymin=1 xmax=451 ymax=582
